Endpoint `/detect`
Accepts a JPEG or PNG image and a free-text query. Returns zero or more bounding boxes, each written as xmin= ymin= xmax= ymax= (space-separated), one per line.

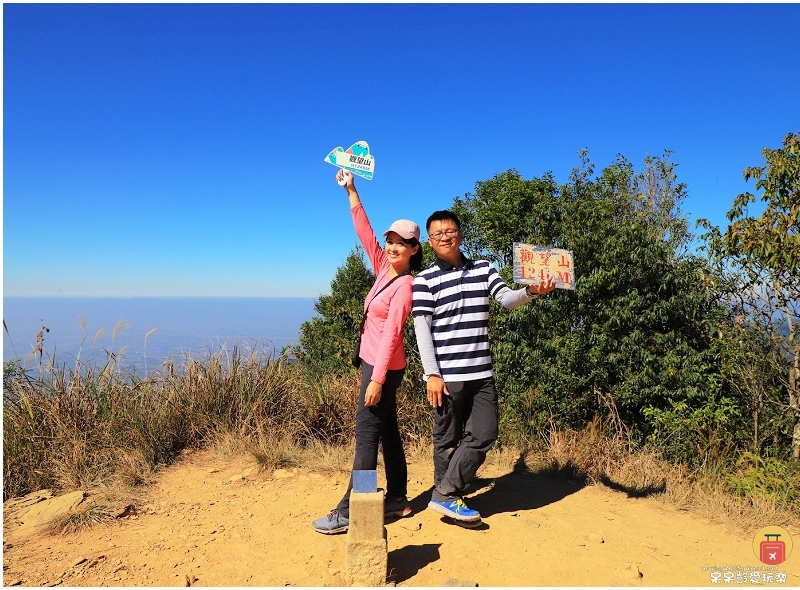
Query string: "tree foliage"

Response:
xmin=297 ymin=246 xmax=374 ymax=373
xmin=698 ymin=131 xmax=800 ymax=458
xmin=452 ymin=151 xmax=730 ymax=458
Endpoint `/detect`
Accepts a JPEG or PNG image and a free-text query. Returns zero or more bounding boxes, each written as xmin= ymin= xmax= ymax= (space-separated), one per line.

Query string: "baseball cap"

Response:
xmin=383 ymin=219 xmax=420 ymax=241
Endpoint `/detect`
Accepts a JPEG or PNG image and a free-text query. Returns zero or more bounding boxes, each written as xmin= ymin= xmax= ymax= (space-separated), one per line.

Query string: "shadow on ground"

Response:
xmin=434 ymin=455 xmax=585 ymax=519
xmin=598 ymin=474 xmax=667 ymax=498
xmin=388 ymin=543 xmax=442 ymax=584
xmin=385 ymin=455 xmax=584 ymax=582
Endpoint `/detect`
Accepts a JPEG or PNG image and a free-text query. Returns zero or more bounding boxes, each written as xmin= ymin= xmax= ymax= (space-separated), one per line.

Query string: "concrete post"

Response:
xmin=346 ymin=471 xmax=386 ymax=586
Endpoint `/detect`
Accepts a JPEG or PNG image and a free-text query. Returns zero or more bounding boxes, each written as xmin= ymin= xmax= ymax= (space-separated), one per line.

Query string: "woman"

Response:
xmin=312 ymin=169 xmax=423 ymax=534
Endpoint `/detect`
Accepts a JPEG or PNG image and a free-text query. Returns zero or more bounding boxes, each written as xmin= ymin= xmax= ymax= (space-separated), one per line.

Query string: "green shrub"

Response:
xmin=727 ymin=452 xmax=800 ymax=503
xmin=642 ymin=397 xmax=741 ymax=468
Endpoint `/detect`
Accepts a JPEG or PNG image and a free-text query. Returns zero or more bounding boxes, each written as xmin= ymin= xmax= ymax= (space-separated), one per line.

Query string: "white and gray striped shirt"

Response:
xmin=412 ymin=256 xmax=534 ymax=381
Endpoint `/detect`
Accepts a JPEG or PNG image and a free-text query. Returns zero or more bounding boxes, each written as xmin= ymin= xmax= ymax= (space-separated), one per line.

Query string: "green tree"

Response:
xmin=452 ymin=151 xmax=730 ymax=459
xmin=714 ymin=318 xmax=787 ymax=456
xmin=698 ymin=131 xmax=800 ymax=458
xmin=297 ymin=246 xmax=374 ymax=373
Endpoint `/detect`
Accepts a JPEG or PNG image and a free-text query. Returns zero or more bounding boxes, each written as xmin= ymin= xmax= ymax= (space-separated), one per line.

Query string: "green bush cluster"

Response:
xmin=727 ymin=452 xmax=800 ymax=504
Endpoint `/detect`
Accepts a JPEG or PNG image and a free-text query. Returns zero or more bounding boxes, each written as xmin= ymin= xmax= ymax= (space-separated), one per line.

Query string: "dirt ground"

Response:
xmin=3 ymin=447 xmax=799 ymax=588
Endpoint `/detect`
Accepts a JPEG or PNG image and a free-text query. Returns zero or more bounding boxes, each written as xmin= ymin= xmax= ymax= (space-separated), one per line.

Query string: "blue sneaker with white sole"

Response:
xmin=428 ymin=498 xmax=481 ymax=522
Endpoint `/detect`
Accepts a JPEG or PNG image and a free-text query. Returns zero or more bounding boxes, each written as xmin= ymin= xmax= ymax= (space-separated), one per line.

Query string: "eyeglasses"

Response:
xmin=428 ymin=228 xmax=459 ymax=241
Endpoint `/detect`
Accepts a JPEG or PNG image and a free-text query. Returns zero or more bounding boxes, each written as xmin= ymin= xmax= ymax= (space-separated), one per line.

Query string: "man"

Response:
xmin=412 ymin=210 xmax=556 ymax=524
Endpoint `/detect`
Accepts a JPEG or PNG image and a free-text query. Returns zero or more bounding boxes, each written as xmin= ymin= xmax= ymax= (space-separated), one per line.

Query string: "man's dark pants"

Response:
xmin=430 ymin=377 xmax=499 ymax=501
xmin=335 ymin=361 xmax=407 ymax=518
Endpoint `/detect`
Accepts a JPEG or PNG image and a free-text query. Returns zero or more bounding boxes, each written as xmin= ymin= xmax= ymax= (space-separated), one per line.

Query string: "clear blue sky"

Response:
xmin=4 ymin=2 xmax=799 ymax=298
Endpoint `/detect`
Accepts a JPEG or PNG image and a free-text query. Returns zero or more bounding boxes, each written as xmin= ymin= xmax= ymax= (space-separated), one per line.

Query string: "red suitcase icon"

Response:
xmin=760 ymin=534 xmax=786 ymax=565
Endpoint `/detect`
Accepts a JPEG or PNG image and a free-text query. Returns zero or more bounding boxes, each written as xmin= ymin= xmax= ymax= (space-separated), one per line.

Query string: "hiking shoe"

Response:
xmin=384 ymin=496 xmax=412 ymax=518
xmin=312 ymin=509 xmax=349 ymax=534
xmin=428 ymin=498 xmax=481 ymax=522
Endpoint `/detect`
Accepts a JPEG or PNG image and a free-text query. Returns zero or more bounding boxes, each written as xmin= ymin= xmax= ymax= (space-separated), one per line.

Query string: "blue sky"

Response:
xmin=4 ymin=2 xmax=799 ymax=298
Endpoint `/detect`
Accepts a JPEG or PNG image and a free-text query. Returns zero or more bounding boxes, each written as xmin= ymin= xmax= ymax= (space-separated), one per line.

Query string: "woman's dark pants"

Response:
xmin=335 ymin=361 xmax=407 ymax=518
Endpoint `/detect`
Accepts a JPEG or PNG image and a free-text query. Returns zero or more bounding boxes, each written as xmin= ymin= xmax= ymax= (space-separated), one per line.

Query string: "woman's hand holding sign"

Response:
xmin=337 ymin=169 xmax=354 ymax=188
xmin=337 ymin=169 xmax=361 ymax=208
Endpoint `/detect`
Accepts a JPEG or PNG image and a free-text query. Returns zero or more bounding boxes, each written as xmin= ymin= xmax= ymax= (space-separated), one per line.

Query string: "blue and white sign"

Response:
xmin=324 ymin=140 xmax=375 ymax=181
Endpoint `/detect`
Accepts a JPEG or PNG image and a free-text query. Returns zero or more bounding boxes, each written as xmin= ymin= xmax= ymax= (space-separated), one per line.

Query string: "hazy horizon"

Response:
xmin=3 ymin=296 xmax=318 ymax=373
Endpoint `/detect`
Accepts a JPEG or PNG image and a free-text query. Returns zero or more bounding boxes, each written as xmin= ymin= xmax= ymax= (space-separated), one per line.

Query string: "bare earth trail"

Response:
xmin=3 ymin=448 xmax=799 ymax=587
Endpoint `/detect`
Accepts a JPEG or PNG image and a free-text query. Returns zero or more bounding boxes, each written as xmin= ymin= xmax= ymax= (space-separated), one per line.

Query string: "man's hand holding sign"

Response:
xmin=513 ymin=243 xmax=576 ymax=291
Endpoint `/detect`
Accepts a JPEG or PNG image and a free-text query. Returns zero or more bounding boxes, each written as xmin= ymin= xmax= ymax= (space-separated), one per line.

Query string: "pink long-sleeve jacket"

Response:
xmin=351 ymin=203 xmax=413 ymax=384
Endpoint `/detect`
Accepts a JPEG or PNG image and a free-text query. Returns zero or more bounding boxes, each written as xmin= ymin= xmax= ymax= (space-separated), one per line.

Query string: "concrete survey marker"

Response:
xmin=346 ymin=470 xmax=386 ymax=586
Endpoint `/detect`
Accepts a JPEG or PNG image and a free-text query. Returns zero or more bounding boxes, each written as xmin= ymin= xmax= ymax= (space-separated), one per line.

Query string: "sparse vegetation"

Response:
xmin=3 ymin=338 xmax=799 ymax=533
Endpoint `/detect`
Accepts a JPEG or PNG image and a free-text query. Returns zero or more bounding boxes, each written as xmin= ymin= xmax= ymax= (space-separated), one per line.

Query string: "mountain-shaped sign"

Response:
xmin=324 ymin=140 xmax=375 ymax=181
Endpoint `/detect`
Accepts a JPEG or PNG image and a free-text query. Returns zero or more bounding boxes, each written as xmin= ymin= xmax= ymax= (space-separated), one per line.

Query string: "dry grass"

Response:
xmin=5 ymin=343 xmax=798 ymax=539
xmin=513 ymin=418 xmax=800 ymax=535
xmin=111 ymin=449 xmax=161 ymax=489
xmin=41 ymin=486 xmax=145 ymax=536
xmin=402 ymin=436 xmax=437 ymax=467
xmin=3 ymin=342 xmax=314 ymax=500
xmin=292 ymin=439 xmax=359 ymax=475
xmin=44 ymin=504 xmax=117 ymax=535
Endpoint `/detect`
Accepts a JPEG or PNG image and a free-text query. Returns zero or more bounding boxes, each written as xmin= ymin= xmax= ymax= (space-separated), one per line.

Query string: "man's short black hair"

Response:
xmin=426 ymin=210 xmax=461 ymax=232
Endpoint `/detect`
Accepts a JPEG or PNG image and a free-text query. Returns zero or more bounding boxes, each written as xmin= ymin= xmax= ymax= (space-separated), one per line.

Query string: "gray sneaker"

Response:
xmin=312 ymin=509 xmax=349 ymax=534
